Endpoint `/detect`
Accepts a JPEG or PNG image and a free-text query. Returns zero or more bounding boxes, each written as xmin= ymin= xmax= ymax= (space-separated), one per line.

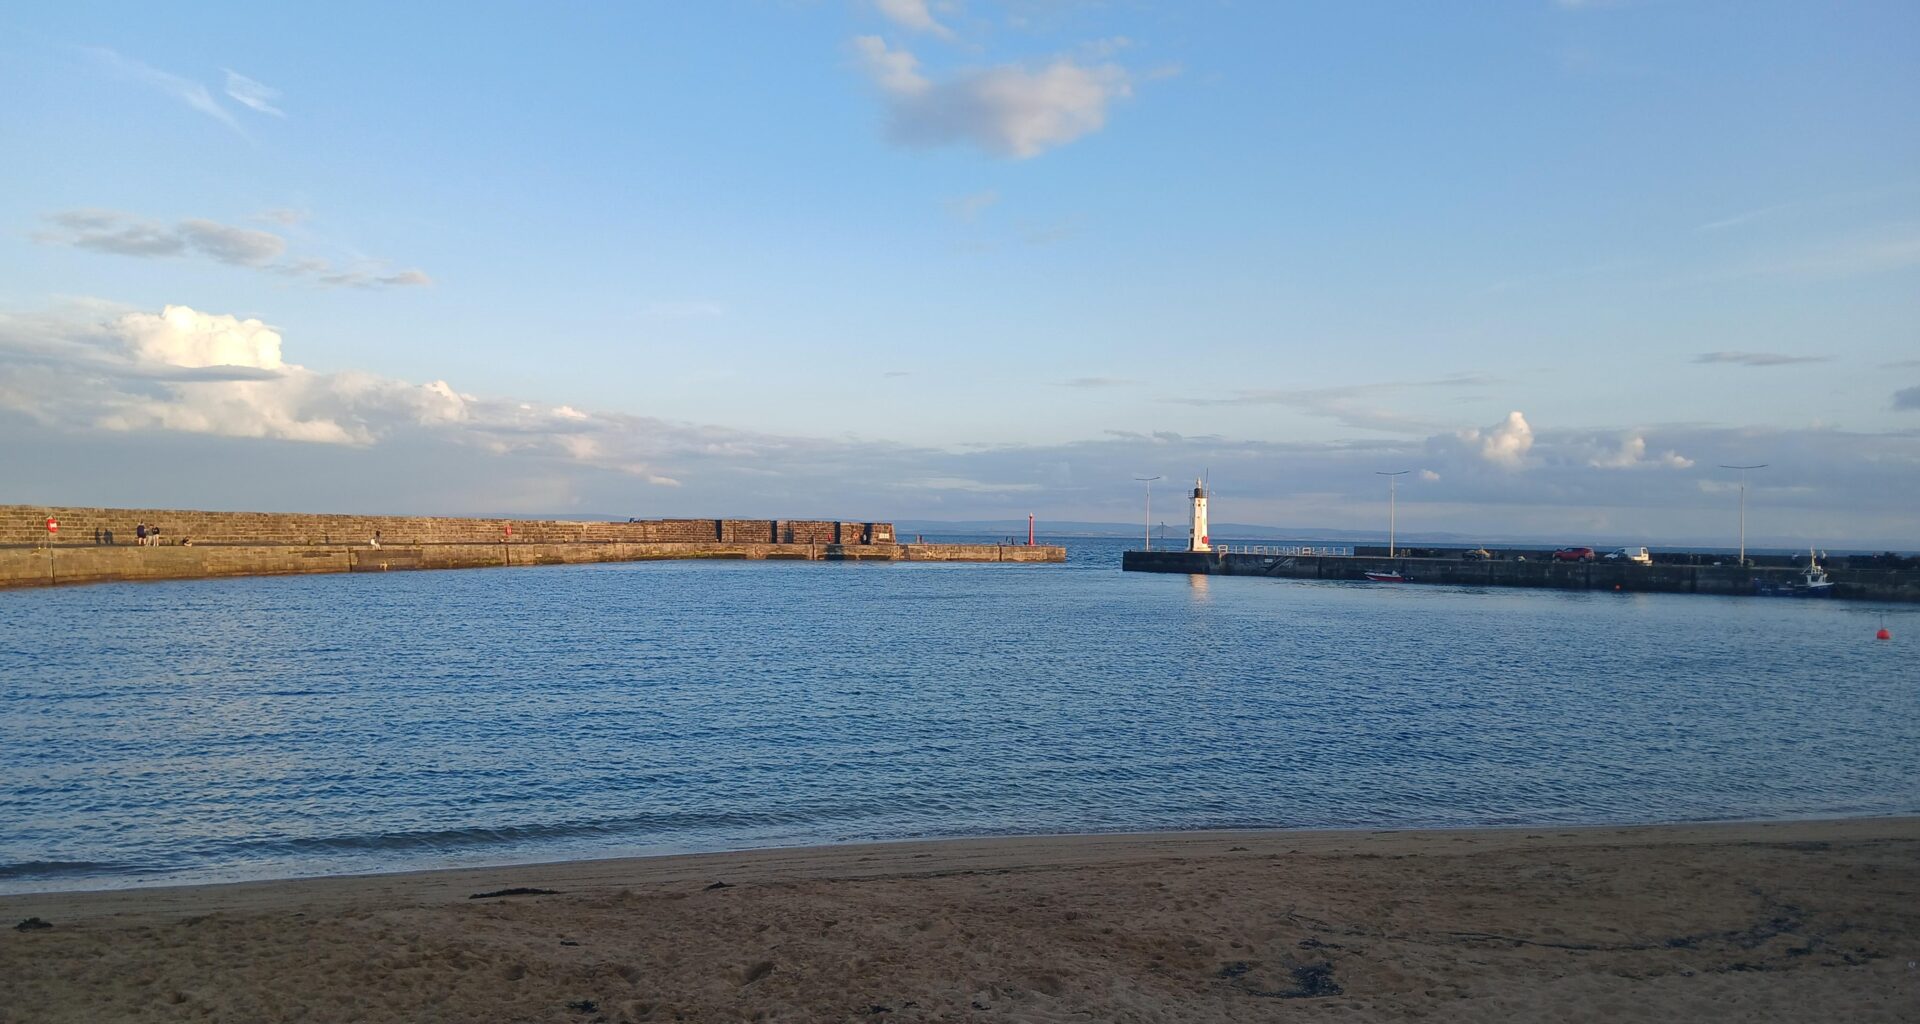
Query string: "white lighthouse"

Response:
xmin=1187 ymin=477 xmax=1211 ymax=552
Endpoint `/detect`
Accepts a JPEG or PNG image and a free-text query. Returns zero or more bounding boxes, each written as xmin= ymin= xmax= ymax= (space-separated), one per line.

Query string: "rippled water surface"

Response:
xmin=3 ymin=537 xmax=1916 ymax=892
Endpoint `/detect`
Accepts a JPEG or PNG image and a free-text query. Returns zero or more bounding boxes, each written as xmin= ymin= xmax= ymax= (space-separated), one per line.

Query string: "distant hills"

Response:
xmin=893 ymin=519 xmax=1912 ymax=555
xmin=894 ymin=519 xmax=1474 ymax=543
xmin=462 ymin=514 xmax=1907 ymax=555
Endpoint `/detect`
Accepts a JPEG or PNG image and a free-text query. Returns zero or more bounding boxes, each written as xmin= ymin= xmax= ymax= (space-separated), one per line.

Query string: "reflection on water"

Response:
xmin=2 ymin=536 xmax=1915 ymax=892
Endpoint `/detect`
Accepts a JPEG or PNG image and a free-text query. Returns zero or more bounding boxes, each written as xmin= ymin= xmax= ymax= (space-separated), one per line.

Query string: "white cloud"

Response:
xmin=39 ymin=210 xmax=289 ymax=267
xmin=853 ymin=36 xmax=1132 ymax=159
xmin=1458 ymin=411 xmax=1534 ymax=468
xmin=853 ymin=35 xmax=930 ymax=96
xmin=37 ymin=210 xmax=430 ymax=288
xmin=223 ymin=70 xmax=285 ymax=116
xmin=38 ymin=209 xmax=185 ymax=257
xmin=0 ymin=303 xmax=769 ymax=483
xmin=0 ymin=304 xmax=455 ymax=445
xmin=176 ymin=218 xmax=287 ymax=266
xmin=313 ymin=266 xmax=435 ymax=289
xmin=874 ymin=0 xmax=956 ymax=40
xmin=84 ymin=306 xmax=460 ymax=444
xmin=121 ymin=306 xmax=286 ymax=370
xmin=1419 ymin=469 xmax=1441 ymax=482
xmin=1587 ymin=434 xmax=1693 ymax=470
xmin=86 ymin=47 xmax=241 ymax=133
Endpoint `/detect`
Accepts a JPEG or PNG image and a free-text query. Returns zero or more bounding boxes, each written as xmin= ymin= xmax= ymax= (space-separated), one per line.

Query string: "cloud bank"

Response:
xmin=1694 ymin=351 xmax=1832 ymax=367
xmin=3 ymin=304 xmax=1915 ymax=545
xmin=0 ymin=303 xmax=792 ymax=483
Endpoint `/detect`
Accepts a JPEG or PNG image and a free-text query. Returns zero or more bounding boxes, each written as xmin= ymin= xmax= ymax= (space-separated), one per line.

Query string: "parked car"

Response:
xmin=1603 ymin=546 xmax=1652 ymax=565
xmin=1461 ymin=548 xmax=1493 ymax=561
xmin=1552 ymin=546 xmax=1597 ymax=563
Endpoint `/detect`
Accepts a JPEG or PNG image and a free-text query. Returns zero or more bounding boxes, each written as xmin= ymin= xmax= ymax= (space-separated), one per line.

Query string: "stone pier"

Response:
xmin=0 ymin=506 xmax=1066 ymax=590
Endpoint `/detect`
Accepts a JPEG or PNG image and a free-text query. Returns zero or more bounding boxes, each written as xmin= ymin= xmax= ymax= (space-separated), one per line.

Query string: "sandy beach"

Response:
xmin=3 ymin=818 xmax=1915 ymax=1022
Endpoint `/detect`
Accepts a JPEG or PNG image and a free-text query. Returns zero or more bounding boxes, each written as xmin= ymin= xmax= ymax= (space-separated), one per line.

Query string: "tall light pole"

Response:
xmin=1718 ymin=463 xmax=1768 ymax=566
xmin=1376 ymin=470 xmax=1410 ymax=558
xmin=1133 ymin=476 xmax=1162 ymax=551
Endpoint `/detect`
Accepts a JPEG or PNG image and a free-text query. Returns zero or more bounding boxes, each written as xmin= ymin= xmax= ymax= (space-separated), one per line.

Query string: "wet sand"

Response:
xmin=3 ymin=818 xmax=1915 ymax=1022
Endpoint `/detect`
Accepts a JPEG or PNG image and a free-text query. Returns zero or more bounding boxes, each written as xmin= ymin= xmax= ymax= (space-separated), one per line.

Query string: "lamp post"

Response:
xmin=1376 ymin=470 xmax=1410 ymax=558
xmin=1718 ymin=463 xmax=1768 ymax=567
xmin=1133 ymin=475 xmax=1162 ymax=551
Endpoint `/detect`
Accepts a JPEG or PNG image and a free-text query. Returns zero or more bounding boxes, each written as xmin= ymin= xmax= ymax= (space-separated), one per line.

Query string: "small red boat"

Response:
xmin=1362 ymin=570 xmax=1408 ymax=583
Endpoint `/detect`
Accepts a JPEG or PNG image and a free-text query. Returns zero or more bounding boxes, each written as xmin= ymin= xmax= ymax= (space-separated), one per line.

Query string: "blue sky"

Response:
xmin=3 ymin=1 xmax=1918 ymax=545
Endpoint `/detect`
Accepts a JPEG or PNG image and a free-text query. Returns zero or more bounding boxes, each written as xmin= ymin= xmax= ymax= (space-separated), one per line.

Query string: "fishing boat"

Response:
xmin=1363 ymin=570 xmax=1408 ymax=583
xmin=1754 ymin=548 xmax=1836 ymax=598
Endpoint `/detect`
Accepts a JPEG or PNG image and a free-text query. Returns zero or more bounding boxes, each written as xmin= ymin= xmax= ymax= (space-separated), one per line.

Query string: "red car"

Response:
xmin=1552 ymin=546 xmax=1597 ymax=562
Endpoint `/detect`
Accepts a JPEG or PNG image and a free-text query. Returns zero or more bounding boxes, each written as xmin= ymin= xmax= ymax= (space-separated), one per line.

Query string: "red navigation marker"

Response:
xmin=1877 ymin=628 xmax=1893 ymax=641
xmin=45 ymin=516 xmax=57 ymax=534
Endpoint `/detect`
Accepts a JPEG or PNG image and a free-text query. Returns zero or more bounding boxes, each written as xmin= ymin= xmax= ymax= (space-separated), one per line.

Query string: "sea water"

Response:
xmin=2 ymin=537 xmax=1915 ymax=892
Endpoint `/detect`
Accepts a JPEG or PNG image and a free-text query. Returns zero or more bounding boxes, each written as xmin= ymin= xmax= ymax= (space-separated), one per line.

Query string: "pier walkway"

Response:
xmin=1123 ymin=549 xmax=1920 ymax=603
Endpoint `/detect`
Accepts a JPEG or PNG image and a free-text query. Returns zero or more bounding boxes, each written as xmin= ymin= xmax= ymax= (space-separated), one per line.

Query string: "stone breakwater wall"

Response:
xmin=0 ymin=506 xmax=890 ymax=548
xmin=1121 ymin=550 xmax=1920 ymax=603
xmin=0 ymin=507 xmax=1064 ymax=590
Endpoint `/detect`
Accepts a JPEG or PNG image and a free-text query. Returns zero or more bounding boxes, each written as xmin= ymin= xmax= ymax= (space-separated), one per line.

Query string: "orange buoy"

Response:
xmin=1876 ymin=628 xmax=1892 ymax=640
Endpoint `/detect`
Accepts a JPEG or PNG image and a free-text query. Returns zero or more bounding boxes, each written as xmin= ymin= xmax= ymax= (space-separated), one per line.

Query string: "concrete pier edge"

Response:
xmin=1121 ymin=549 xmax=1920 ymax=603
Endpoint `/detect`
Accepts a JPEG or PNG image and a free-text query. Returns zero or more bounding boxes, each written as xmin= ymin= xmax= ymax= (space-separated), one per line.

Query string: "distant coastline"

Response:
xmin=900 ymin=521 xmax=1918 ymax=554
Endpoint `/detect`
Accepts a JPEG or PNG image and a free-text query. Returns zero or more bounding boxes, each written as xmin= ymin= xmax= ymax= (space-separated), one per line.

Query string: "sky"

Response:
xmin=3 ymin=1 xmax=1917 ymax=547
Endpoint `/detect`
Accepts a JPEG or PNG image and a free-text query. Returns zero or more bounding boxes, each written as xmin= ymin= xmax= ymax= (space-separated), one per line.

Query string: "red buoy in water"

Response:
xmin=1876 ymin=628 xmax=1892 ymax=641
